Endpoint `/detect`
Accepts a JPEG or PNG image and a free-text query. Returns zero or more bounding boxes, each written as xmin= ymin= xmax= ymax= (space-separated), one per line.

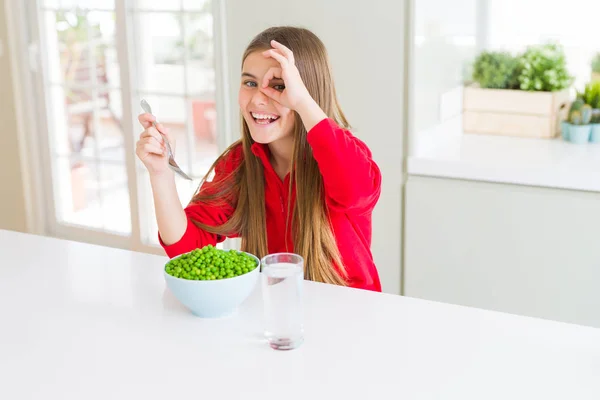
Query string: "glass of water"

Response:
xmin=261 ymin=253 xmax=304 ymax=350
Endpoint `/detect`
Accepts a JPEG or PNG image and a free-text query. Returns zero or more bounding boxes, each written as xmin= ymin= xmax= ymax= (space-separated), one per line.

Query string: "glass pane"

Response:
xmin=134 ymin=0 xmax=182 ymax=11
xmin=186 ymin=12 xmax=215 ymax=95
xmin=58 ymin=0 xmax=115 ymax=9
xmin=134 ymin=13 xmax=185 ymax=95
xmin=48 ymin=85 xmax=71 ymax=155
xmin=137 ymin=172 xmax=157 ymax=245
xmin=41 ymin=0 xmax=61 ymax=8
xmin=182 ymin=0 xmax=211 ymax=11
xmin=55 ymin=157 xmax=103 ymax=229
xmin=190 ymin=97 xmax=218 ymax=176
xmin=413 ymin=1 xmax=476 ymax=132
xmin=50 ymin=10 xmax=118 ymax=86
xmin=103 ymin=46 xmax=121 ymax=87
xmin=488 ymin=0 xmax=600 ymax=89
xmin=53 ymin=87 xmax=124 ymax=162
xmin=139 ymin=170 xmax=201 ymax=246
xmin=52 ymin=10 xmax=90 ymax=85
xmin=96 ymin=88 xmax=125 ymax=162
xmin=99 ymin=163 xmax=131 ymax=234
xmin=64 ymin=87 xmax=95 ymax=157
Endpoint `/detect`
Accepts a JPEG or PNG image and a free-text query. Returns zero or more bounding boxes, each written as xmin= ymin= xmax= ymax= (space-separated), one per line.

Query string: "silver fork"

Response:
xmin=140 ymin=99 xmax=192 ymax=181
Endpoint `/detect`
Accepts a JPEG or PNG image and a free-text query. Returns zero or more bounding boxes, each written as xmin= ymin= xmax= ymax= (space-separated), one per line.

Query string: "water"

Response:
xmin=262 ymin=262 xmax=304 ymax=350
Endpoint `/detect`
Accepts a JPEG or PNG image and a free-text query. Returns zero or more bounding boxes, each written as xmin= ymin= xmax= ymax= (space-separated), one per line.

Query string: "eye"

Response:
xmin=273 ymin=84 xmax=285 ymax=91
xmin=243 ymin=81 xmax=257 ymax=88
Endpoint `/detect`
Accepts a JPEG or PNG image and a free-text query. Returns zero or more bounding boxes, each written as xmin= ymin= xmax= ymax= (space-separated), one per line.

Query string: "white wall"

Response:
xmin=0 ymin=0 xmax=28 ymax=233
xmin=224 ymin=0 xmax=407 ymax=293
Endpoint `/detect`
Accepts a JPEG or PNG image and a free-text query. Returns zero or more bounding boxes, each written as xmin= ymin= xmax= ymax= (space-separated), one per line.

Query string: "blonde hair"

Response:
xmin=190 ymin=26 xmax=349 ymax=286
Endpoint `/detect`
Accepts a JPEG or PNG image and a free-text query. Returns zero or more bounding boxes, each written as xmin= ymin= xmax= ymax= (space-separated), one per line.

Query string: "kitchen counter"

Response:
xmin=409 ymin=124 xmax=600 ymax=193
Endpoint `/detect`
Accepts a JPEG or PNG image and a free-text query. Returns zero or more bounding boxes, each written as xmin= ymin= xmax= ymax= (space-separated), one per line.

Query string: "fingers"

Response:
xmin=260 ymin=86 xmax=282 ymax=104
xmin=139 ymin=124 xmax=167 ymax=142
xmin=261 ymin=66 xmax=283 ymax=89
xmin=270 ymin=40 xmax=294 ymax=64
xmin=138 ymin=114 xmax=168 ymax=135
xmin=138 ymin=113 xmax=156 ymax=129
xmin=262 ymin=49 xmax=289 ymax=69
xmin=138 ymin=135 xmax=163 ymax=150
xmin=136 ymin=136 xmax=164 ymax=156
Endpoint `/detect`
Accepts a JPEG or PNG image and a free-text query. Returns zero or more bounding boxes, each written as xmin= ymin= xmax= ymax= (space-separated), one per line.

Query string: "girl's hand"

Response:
xmin=260 ymin=40 xmax=313 ymax=111
xmin=136 ymin=113 xmax=174 ymax=177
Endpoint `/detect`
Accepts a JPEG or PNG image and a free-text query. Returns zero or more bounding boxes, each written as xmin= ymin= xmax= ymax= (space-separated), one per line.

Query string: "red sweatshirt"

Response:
xmin=160 ymin=118 xmax=382 ymax=291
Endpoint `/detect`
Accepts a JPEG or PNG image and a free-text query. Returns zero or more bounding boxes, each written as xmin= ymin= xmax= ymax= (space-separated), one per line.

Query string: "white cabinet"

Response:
xmin=405 ymin=175 xmax=600 ymax=328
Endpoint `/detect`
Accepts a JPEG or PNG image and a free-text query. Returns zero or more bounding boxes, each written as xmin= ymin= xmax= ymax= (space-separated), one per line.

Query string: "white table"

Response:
xmin=1 ymin=229 xmax=599 ymax=399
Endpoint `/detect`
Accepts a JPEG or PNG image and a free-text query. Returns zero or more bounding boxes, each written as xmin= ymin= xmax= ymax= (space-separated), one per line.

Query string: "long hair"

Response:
xmin=189 ymin=26 xmax=349 ymax=286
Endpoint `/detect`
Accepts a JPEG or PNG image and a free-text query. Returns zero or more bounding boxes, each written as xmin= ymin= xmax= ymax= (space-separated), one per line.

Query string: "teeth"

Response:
xmin=251 ymin=112 xmax=278 ymax=120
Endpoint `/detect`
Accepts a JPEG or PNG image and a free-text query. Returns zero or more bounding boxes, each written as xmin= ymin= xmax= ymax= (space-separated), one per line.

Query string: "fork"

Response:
xmin=140 ymin=99 xmax=192 ymax=181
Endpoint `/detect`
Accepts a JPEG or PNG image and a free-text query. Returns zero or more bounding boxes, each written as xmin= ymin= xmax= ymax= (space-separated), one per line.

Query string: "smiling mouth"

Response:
xmin=251 ymin=112 xmax=280 ymax=125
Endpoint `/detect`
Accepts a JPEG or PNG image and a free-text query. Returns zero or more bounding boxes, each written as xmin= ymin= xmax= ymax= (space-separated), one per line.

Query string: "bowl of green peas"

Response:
xmin=164 ymin=245 xmax=260 ymax=318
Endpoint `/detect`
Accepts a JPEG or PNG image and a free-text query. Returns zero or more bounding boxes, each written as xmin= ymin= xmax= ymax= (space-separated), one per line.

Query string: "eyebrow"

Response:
xmin=241 ymin=72 xmax=284 ymax=81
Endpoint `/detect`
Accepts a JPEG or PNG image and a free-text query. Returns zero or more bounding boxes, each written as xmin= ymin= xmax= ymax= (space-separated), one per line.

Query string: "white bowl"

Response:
xmin=164 ymin=251 xmax=260 ymax=318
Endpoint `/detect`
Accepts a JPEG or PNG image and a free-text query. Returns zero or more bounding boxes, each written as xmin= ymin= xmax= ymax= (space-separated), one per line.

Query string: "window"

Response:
xmin=487 ymin=0 xmax=600 ymax=89
xmin=413 ymin=0 xmax=477 ymax=133
xmin=30 ymin=0 xmax=227 ymax=251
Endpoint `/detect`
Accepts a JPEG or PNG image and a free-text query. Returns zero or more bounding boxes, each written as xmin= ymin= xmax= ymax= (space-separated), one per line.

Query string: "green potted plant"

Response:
xmin=471 ymin=51 xmax=521 ymax=89
xmin=591 ymin=53 xmax=600 ymax=82
xmin=464 ymin=43 xmax=573 ymax=139
xmin=567 ymin=105 xmax=593 ymax=144
xmin=576 ymin=81 xmax=600 ymax=142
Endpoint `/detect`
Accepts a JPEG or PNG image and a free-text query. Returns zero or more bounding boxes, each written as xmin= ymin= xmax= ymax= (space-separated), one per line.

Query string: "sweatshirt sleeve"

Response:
xmin=306 ymin=118 xmax=382 ymax=213
xmin=159 ymin=147 xmax=241 ymax=258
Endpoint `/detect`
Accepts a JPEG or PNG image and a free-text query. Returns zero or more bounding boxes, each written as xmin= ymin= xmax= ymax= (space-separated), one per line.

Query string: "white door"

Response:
xmin=26 ymin=0 xmax=230 ymax=253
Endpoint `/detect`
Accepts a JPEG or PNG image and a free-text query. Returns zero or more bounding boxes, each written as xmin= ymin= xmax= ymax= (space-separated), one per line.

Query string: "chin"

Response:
xmin=249 ymin=134 xmax=274 ymax=144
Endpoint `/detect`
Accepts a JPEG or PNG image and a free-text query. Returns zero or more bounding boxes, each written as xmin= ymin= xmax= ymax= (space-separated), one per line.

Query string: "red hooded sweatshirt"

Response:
xmin=160 ymin=118 xmax=382 ymax=291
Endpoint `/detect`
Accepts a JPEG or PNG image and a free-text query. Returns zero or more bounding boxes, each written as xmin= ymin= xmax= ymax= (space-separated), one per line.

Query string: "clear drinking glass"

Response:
xmin=261 ymin=253 xmax=304 ymax=350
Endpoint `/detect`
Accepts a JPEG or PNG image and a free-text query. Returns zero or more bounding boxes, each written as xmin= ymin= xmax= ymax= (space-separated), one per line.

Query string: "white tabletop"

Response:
xmin=408 ymin=119 xmax=600 ymax=193
xmin=1 ymin=229 xmax=600 ymax=399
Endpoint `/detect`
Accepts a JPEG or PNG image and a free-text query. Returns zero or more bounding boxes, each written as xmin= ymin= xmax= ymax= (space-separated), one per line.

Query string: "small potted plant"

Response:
xmin=576 ymin=81 xmax=600 ymax=142
xmin=577 ymin=81 xmax=600 ymax=112
xmin=592 ymin=53 xmax=600 ymax=83
xmin=562 ymin=98 xmax=583 ymax=140
xmin=464 ymin=43 xmax=573 ymax=139
xmin=590 ymin=113 xmax=600 ymax=143
xmin=567 ymin=105 xmax=593 ymax=144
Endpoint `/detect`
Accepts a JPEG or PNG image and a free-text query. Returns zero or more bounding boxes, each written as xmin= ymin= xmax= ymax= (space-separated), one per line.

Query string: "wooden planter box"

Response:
xmin=463 ymin=85 xmax=570 ymax=139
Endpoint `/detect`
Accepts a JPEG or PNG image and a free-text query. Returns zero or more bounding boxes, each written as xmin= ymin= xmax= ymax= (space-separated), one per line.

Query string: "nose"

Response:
xmin=251 ymin=89 xmax=269 ymax=107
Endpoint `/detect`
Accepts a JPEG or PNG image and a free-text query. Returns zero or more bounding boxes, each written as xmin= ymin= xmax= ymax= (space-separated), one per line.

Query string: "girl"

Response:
xmin=136 ymin=26 xmax=382 ymax=291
